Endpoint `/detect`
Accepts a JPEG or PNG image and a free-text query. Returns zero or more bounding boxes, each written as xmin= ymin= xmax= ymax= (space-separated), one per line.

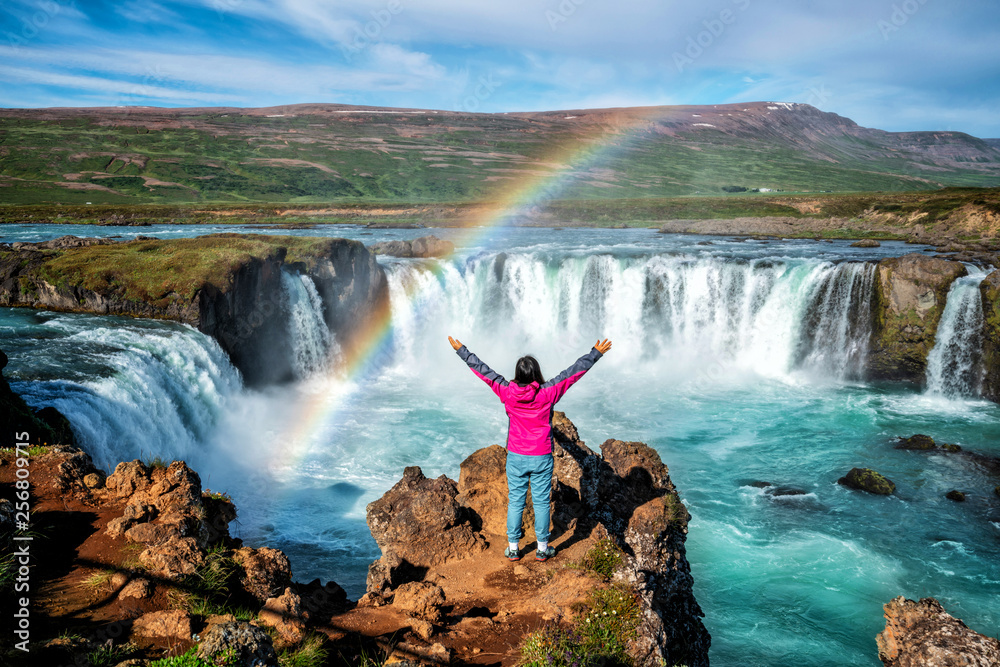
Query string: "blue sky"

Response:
xmin=1 ymin=0 xmax=998 ymax=137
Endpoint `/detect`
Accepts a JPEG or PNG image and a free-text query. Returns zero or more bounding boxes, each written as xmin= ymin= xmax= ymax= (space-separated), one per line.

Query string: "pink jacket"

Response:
xmin=457 ymin=346 xmax=603 ymax=455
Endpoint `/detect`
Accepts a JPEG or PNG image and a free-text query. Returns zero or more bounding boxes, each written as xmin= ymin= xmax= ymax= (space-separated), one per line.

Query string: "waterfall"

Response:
xmin=925 ymin=267 xmax=991 ymax=397
xmin=281 ymin=270 xmax=333 ymax=378
xmin=9 ymin=315 xmax=243 ymax=471
xmin=384 ymin=254 xmax=877 ymax=383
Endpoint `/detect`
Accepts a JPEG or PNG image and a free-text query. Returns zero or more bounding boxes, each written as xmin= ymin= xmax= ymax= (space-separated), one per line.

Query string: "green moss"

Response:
xmin=28 ymin=234 xmax=349 ymax=308
xmin=837 ymin=467 xmax=896 ymax=495
xmin=579 ymin=538 xmax=624 ymax=579
xmin=150 ymin=646 xmax=237 ymax=667
xmin=896 ymin=434 xmax=936 ymax=450
xmin=521 ymin=584 xmax=642 ymax=667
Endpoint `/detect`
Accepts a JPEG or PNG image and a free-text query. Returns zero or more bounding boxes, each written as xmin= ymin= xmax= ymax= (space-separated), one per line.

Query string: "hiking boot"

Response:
xmin=504 ymin=547 xmax=521 ymax=561
xmin=536 ymin=546 xmax=556 ymax=562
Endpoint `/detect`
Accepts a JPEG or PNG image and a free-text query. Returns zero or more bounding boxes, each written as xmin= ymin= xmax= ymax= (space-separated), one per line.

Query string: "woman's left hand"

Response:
xmin=448 ymin=336 xmax=463 ymax=351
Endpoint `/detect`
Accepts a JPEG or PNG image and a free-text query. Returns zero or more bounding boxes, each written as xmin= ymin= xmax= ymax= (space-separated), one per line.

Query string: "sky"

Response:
xmin=1 ymin=0 xmax=998 ymax=137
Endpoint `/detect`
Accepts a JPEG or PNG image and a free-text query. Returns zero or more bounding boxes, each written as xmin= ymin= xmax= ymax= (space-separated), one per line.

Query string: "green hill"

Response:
xmin=1 ymin=102 xmax=998 ymax=205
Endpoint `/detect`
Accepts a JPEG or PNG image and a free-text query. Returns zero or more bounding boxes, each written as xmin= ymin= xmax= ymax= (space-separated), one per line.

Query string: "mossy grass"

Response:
xmin=0 ymin=445 xmax=51 ymax=458
xmin=521 ymin=584 xmax=642 ymax=667
xmin=171 ymin=545 xmax=248 ymax=619
xmin=277 ymin=633 xmax=328 ymax=667
xmin=86 ymin=641 xmax=140 ymax=667
xmin=149 ymin=646 xmax=238 ymax=667
xmin=24 ymin=234 xmax=352 ymax=308
xmin=578 ymin=538 xmax=624 ymax=579
xmin=81 ymin=569 xmax=115 ymax=591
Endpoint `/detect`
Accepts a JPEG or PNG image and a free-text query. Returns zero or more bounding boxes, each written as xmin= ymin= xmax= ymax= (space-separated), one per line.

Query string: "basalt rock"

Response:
xmin=838 ymin=467 xmax=896 ymax=495
xmin=876 ymin=596 xmax=1000 ymax=666
xmin=869 ymin=254 xmax=967 ymax=382
xmin=896 ymin=434 xmax=936 ymax=450
xmin=104 ymin=458 xmax=236 ymax=580
xmin=980 ymin=270 xmax=1000 ymax=402
xmin=232 ymin=546 xmax=293 ymax=603
xmin=259 ymin=587 xmax=307 ymax=644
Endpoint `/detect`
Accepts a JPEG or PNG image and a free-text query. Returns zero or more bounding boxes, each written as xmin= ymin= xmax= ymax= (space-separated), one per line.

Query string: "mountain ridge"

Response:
xmin=1 ymin=101 xmax=998 ymax=204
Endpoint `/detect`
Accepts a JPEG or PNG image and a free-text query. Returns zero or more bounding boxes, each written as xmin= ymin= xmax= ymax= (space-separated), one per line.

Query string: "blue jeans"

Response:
xmin=506 ymin=451 xmax=554 ymax=544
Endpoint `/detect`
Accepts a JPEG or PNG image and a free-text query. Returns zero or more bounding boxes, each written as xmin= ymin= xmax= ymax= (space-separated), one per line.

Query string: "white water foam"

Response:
xmin=282 ymin=271 xmax=333 ymax=378
xmin=926 ymin=267 xmax=991 ymax=397
xmin=385 ymin=254 xmax=877 ymax=384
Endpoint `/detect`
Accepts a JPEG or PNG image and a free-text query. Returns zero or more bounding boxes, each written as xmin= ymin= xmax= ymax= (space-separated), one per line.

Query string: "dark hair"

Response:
xmin=514 ymin=355 xmax=544 ymax=386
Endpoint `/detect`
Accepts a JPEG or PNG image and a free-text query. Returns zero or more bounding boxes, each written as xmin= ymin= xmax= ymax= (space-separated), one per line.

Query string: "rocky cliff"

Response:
xmin=868 ymin=253 xmax=967 ymax=382
xmin=0 ymin=234 xmax=388 ymax=385
xmin=979 ymin=270 xmax=1000 ymax=402
xmin=364 ymin=412 xmax=711 ymax=667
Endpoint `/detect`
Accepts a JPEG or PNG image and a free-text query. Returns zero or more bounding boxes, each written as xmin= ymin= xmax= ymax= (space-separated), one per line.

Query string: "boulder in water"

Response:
xmin=876 ymin=596 xmax=1000 ymax=666
xmin=851 ymin=239 xmax=881 ymax=247
xmin=838 ymin=468 xmax=896 ymax=495
xmin=945 ymin=490 xmax=966 ymax=502
xmin=896 ymin=434 xmax=936 ymax=450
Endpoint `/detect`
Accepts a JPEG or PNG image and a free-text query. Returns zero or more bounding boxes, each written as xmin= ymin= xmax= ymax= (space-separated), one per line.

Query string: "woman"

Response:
xmin=448 ymin=335 xmax=612 ymax=562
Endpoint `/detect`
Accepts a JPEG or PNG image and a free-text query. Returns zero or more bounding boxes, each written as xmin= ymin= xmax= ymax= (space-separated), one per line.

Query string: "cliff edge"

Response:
xmin=0 ymin=234 xmax=389 ymax=385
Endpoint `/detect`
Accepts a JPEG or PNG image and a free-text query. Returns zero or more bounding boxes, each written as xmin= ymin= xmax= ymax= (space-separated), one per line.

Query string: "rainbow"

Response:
xmin=278 ymin=109 xmax=666 ymax=456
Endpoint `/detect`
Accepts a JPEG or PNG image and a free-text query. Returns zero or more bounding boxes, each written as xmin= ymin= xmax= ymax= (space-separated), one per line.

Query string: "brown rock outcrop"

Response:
xmin=365 ymin=466 xmax=487 ymax=595
xmin=366 ymin=412 xmax=710 ymax=667
xmin=103 ymin=458 xmax=236 ymax=580
xmin=131 ymin=609 xmax=192 ymax=639
xmin=391 ymin=581 xmax=446 ymax=622
xmin=876 ymin=596 xmax=1000 ymax=666
xmin=869 ymin=254 xmax=967 ymax=382
xmin=232 ymin=546 xmax=293 ymax=603
xmin=259 ymin=587 xmax=307 ymax=644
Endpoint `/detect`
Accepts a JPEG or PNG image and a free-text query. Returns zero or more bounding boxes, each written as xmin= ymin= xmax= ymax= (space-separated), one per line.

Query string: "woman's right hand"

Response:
xmin=448 ymin=336 xmax=463 ymax=351
xmin=595 ymin=339 xmax=612 ymax=354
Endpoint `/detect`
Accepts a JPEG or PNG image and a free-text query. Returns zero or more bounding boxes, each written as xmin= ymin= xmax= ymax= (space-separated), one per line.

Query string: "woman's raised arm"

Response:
xmin=449 ymin=336 xmax=508 ymax=397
